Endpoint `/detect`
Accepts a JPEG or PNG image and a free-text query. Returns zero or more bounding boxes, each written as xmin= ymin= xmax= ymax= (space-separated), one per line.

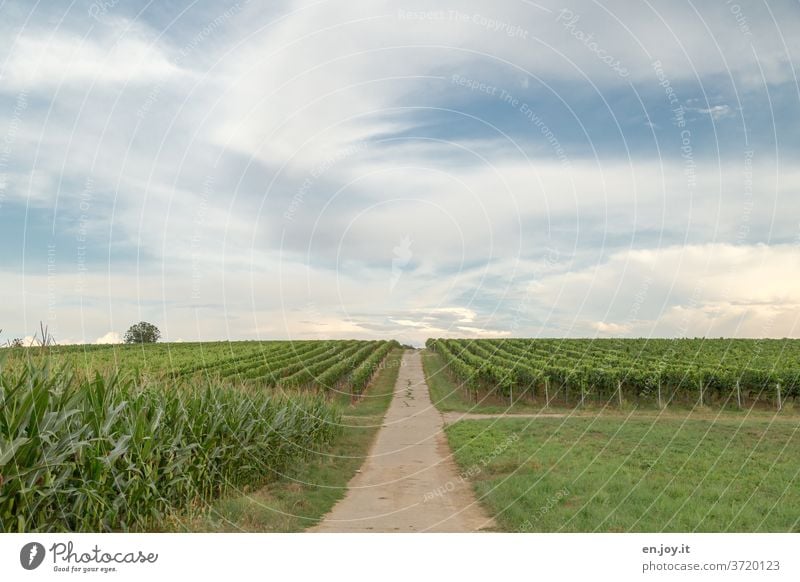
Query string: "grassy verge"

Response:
xmin=178 ymin=348 xmax=404 ymax=532
xmin=445 ymin=415 xmax=800 ymax=532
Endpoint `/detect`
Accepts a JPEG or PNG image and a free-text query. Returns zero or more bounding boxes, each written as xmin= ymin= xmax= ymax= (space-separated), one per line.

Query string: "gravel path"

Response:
xmin=311 ymin=350 xmax=495 ymax=532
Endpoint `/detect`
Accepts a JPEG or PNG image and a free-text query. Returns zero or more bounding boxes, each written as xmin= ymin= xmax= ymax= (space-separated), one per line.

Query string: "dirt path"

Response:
xmin=311 ymin=350 xmax=495 ymax=532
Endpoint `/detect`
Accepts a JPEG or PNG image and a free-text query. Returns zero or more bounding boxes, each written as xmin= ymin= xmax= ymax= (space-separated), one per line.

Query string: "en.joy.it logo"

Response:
xmin=20 ymin=542 xmax=46 ymax=570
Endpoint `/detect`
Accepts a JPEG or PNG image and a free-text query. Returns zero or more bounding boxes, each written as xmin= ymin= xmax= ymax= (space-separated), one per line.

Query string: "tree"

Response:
xmin=124 ymin=321 xmax=161 ymax=344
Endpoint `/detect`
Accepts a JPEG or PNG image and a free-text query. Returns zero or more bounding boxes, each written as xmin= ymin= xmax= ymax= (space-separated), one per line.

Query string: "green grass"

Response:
xmin=179 ymin=348 xmax=404 ymax=532
xmin=445 ymin=415 xmax=800 ymax=532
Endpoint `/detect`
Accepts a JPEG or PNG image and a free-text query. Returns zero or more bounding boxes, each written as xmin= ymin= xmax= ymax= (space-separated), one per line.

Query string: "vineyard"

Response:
xmin=427 ymin=338 xmax=800 ymax=408
xmin=0 ymin=339 xmax=398 ymax=532
xmin=4 ymin=339 xmax=398 ymax=394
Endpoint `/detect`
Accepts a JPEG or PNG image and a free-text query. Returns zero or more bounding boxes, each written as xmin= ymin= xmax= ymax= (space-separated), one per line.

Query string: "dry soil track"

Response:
xmin=311 ymin=350 xmax=495 ymax=532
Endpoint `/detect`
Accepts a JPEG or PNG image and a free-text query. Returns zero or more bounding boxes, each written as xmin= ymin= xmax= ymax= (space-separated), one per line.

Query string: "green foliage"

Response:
xmin=123 ymin=321 xmax=161 ymax=344
xmin=428 ymin=338 xmax=800 ymax=405
xmin=1 ymin=340 xmax=397 ymax=394
xmin=0 ymin=358 xmax=340 ymax=532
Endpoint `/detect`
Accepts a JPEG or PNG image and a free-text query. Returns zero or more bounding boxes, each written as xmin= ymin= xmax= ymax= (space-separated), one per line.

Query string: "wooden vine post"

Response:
xmin=617 ymin=379 xmax=623 ymax=408
xmin=777 ymin=382 xmax=782 ymax=411
xmin=736 ymin=380 xmax=742 ymax=409
xmin=544 ymin=377 xmax=550 ymax=408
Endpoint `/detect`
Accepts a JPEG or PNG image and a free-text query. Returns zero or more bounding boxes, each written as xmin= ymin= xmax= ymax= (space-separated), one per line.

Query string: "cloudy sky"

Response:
xmin=1 ymin=0 xmax=799 ymax=346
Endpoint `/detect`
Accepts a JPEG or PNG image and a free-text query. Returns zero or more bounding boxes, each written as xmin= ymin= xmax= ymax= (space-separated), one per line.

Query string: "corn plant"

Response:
xmin=0 ymin=358 xmax=340 ymax=532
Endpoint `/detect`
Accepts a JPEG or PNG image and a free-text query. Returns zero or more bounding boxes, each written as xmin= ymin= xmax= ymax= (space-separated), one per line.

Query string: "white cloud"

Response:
xmin=533 ymin=243 xmax=800 ymax=338
xmin=591 ymin=321 xmax=632 ymax=334
xmin=456 ymin=325 xmax=511 ymax=337
xmin=692 ymin=104 xmax=734 ymax=120
xmin=95 ymin=331 xmax=123 ymax=344
xmin=0 ymin=20 xmax=181 ymax=91
xmin=1 ymin=0 xmax=798 ymax=347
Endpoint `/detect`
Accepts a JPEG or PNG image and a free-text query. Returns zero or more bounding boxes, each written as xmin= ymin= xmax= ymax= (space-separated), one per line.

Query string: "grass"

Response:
xmin=445 ymin=415 xmax=800 ymax=532
xmin=178 ymin=347 xmax=404 ymax=532
xmin=428 ymin=346 xmax=800 ymax=531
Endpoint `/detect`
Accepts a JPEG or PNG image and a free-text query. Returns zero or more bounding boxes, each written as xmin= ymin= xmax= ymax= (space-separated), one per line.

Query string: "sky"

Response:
xmin=0 ymin=0 xmax=799 ymax=346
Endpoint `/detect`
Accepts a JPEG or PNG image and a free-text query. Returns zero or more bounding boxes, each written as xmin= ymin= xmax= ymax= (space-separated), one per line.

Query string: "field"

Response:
xmin=6 ymin=339 xmax=397 ymax=395
xmin=446 ymin=416 xmax=800 ymax=532
xmin=188 ymin=347 xmax=404 ymax=532
xmin=0 ymin=339 xmax=398 ymax=532
xmin=427 ymin=338 xmax=800 ymax=409
xmin=4 ymin=336 xmax=800 ymax=533
xmin=423 ymin=338 xmax=800 ymax=532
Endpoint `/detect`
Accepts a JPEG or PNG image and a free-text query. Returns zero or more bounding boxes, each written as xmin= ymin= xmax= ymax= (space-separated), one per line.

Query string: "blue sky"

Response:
xmin=1 ymin=0 xmax=799 ymax=345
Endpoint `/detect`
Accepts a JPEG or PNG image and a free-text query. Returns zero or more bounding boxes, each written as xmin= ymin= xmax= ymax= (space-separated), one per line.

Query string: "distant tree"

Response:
xmin=124 ymin=321 xmax=161 ymax=344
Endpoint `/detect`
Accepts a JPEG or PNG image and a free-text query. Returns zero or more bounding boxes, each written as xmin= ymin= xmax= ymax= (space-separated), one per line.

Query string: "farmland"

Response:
xmin=3 ymin=336 xmax=800 ymax=533
xmin=5 ymin=339 xmax=398 ymax=394
xmin=0 ymin=339 xmax=398 ymax=532
xmin=427 ymin=338 xmax=800 ymax=409
xmin=422 ymin=338 xmax=800 ymax=532
xmin=446 ymin=417 xmax=800 ymax=532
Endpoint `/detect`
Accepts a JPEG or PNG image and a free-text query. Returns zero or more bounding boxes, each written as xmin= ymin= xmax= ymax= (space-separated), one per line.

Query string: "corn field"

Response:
xmin=0 ymin=358 xmax=341 ymax=532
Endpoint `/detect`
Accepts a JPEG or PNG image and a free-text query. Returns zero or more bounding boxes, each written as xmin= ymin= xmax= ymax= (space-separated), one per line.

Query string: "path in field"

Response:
xmin=441 ymin=411 xmax=567 ymax=424
xmin=312 ymin=350 xmax=495 ymax=532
